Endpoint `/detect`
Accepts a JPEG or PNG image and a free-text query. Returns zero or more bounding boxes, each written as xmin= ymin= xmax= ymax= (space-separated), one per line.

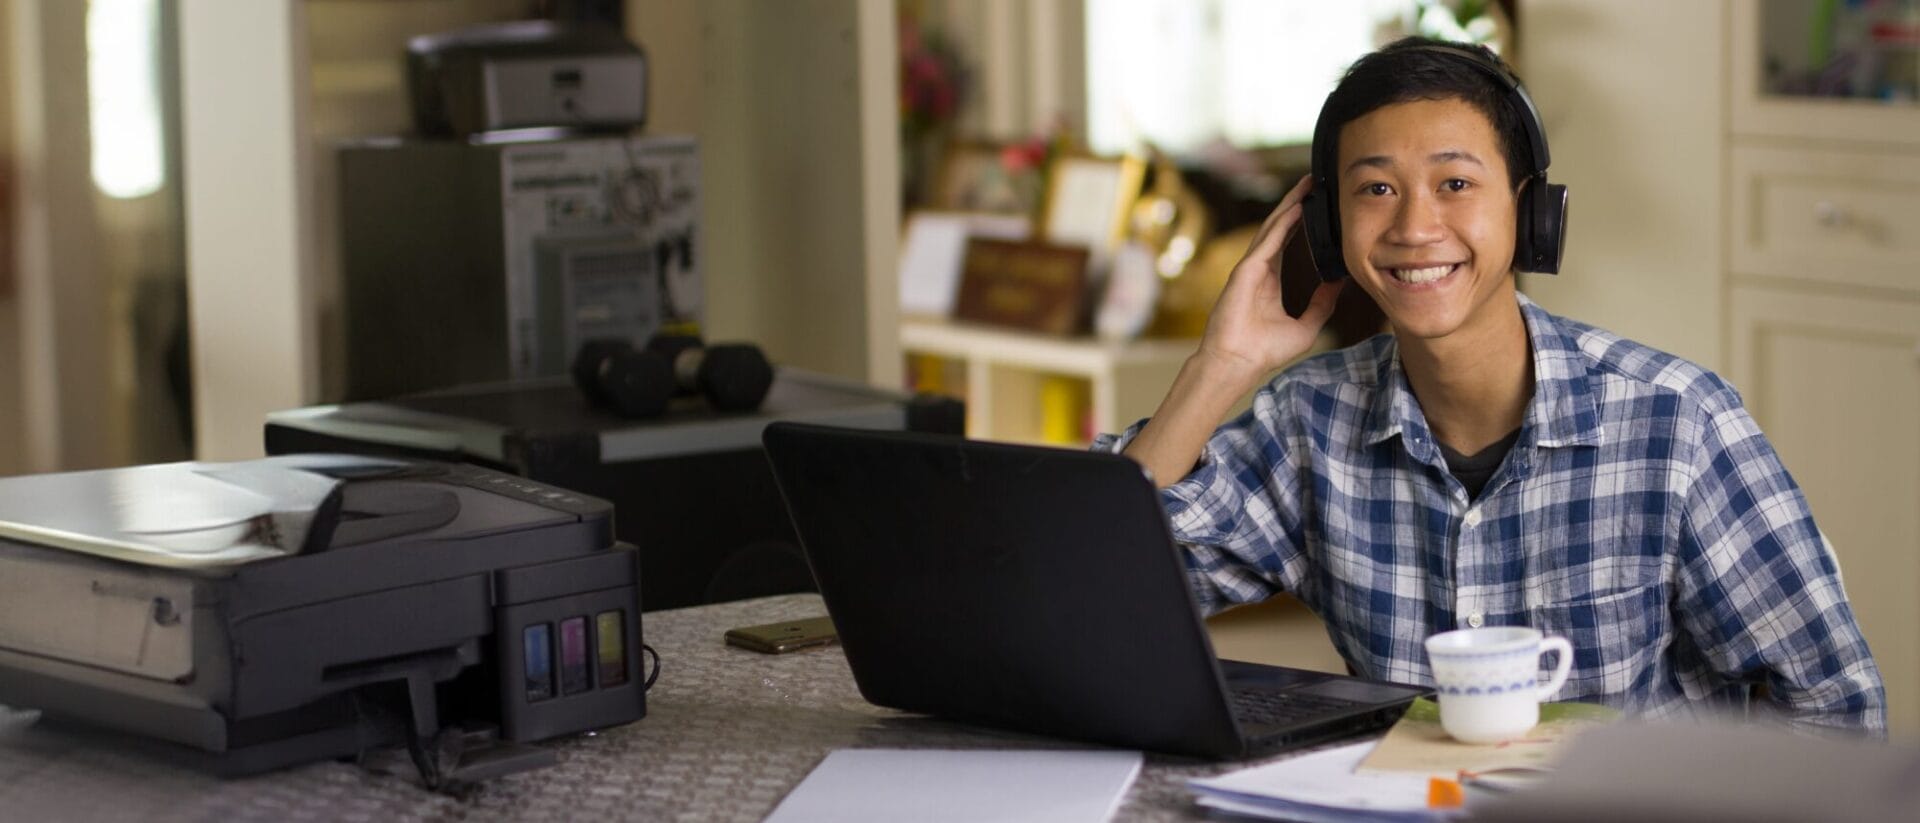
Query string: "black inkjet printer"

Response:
xmin=0 ymin=454 xmax=649 ymax=787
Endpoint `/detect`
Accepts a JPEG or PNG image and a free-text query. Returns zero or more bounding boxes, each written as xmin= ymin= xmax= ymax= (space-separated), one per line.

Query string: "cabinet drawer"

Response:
xmin=1730 ymin=144 xmax=1920 ymax=295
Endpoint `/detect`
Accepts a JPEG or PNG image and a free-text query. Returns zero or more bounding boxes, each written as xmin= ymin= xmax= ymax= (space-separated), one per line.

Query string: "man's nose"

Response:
xmin=1385 ymin=193 xmax=1444 ymax=245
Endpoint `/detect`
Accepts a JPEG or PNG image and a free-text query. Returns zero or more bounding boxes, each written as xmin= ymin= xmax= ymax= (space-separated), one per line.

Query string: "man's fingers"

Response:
xmin=1254 ymin=174 xmax=1315 ymax=236
xmin=1299 ymin=279 xmax=1346 ymax=329
xmin=1279 ymin=173 xmax=1314 ymax=208
xmin=1248 ymin=201 xmax=1301 ymax=264
xmin=1222 ymin=174 xmax=1316 ymax=302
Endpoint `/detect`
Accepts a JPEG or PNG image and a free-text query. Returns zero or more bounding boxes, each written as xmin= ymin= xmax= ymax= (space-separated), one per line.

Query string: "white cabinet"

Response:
xmin=1729 ymin=287 xmax=1920 ymax=736
xmin=1729 ymin=2 xmax=1920 ymax=150
xmin=1726 ymin=1 xmax=1920 ymax=738
xmin=1729 ymin=144 xmax=1920 ymax=294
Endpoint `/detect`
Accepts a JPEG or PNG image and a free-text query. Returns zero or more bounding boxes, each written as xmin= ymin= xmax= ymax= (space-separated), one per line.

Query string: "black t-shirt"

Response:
xmin=1438 ymin=427 xmax=1522 ymax=501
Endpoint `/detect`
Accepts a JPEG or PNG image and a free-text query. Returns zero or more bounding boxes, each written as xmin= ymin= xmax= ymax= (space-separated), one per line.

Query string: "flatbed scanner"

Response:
xmin=0 ymin=454 xmax=649 ymax=786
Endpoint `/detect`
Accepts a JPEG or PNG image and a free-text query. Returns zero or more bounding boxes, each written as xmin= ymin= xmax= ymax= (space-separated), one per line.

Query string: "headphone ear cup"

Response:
xmin=1513 ymin=179 xmax=1569 ymax=274
xmin=1301 ymin=186 xmax=1347 ymax=281
xmin=1538 ymin=182 xmax=1568 ymax=274
xmin=1513 ymin=179 xmax=1538 ymax=272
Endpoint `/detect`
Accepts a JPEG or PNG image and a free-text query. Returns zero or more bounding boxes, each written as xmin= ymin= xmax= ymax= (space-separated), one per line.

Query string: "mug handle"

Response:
xmin=1536 ymin=636 xmax=1573 ymax=702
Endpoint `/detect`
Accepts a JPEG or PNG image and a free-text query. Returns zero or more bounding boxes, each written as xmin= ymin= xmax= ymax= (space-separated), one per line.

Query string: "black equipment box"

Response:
xmin=336 ymin=134 xmax=699 ymax=401
xmin=265 ymin=369 xmax=963 ymax=611
xmin=0 ymin=456 xmax=646 ymax=784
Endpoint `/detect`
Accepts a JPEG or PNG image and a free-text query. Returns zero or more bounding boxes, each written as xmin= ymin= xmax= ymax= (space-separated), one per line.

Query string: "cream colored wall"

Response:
xmin=629 ymin=1 xmax=701 ymax=134
xmin=0 ymin=0 xmax=18 ymax=477
xmin=0 ymin=302 xmax=16 ymax=476
xmin=181 ymin=1 xmax=321 ymax=461
xmin=1517 ymin=0 xmax=1727 ymax=371
xmin=667 ymin=0 xmax=899 ymax=385
xmin=9 ymin=0 xmax=117 ymax=472
xmin=5 ymin=0 xmax=191 ymax=473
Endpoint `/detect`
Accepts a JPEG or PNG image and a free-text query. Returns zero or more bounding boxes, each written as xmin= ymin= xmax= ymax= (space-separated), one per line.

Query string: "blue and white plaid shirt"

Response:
xmin=1097 ymin=294 xmax=1886 ymax=734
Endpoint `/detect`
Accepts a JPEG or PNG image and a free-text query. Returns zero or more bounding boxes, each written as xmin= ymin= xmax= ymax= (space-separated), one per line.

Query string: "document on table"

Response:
xmin=765 ymin=748 xmax=1142 ymax=823
xmin=1358 ymin=697 xmax=1619 ymax=776
xmin=1188 ymin=740 xmax=1458 ymax=823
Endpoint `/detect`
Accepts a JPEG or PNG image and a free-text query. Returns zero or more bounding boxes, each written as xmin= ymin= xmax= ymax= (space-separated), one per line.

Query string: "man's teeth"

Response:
xmin=1392 ymin=265 xmax=1454 ymax=284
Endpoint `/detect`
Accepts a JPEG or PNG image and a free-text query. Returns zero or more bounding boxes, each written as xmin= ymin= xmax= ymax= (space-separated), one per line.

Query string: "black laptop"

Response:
xmin=761 ymin=422 xmax=1430 ymax=758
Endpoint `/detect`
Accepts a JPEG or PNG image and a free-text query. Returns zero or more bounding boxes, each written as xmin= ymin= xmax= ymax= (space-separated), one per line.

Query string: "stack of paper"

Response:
xmin=1188 ymin=699 xmax=1623 ymax=820
xmin=766 ymin=748 xmax=1142 ymax=823
xmin=1187 ymin=741 xmax=1456 ymax=823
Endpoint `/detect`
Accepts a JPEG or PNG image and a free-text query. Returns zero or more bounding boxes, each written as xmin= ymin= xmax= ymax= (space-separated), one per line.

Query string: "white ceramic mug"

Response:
xmin=1423 ymin=626 xmax=1573 ymax=744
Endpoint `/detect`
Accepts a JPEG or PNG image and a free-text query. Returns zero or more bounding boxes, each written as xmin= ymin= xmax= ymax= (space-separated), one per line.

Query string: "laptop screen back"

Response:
xmin=763 ymin=423 xmax=1246 ymax=756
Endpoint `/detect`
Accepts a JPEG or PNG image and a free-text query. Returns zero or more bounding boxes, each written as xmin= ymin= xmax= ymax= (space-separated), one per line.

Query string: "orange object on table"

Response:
xmin=1427 ymin=776 xmax=1466 ymax=809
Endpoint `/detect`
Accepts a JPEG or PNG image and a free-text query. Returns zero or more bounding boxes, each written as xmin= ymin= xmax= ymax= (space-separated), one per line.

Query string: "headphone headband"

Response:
xmin=1399 ymin=44 xmax=1550 ymax=172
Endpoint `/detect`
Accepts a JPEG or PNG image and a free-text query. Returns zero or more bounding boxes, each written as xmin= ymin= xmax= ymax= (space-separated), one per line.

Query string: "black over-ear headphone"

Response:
xmin=1300 ymin=43 xmax=1568 ymax=281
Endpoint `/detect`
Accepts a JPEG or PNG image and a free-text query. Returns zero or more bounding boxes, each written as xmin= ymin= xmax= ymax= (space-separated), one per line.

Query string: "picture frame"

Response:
xmin=952 ymin=237 xmax=1092 ymax=336
xmin=1037 ymin=152 xmax=1147 ymax=255
xmin=930 ymin=140 xmax=1032 ymax=215
xmin=896 ymin=210 xmax=1033 ymax=318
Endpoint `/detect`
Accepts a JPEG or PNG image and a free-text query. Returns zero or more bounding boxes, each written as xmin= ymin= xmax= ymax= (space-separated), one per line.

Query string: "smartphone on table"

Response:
xmin=724 ymin=616 xmax=838 ymax=654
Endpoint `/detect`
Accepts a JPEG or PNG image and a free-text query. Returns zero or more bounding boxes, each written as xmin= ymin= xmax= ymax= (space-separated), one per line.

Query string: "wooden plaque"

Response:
xmin=952 ymin=238 xmax=1091 ymax=335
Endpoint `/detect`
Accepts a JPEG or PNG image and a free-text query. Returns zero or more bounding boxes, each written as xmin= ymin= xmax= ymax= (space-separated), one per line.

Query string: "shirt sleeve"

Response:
xmin=1673 ymin=386 xmax=1888 ymax=736
xmin=1092 ymin=384 xmax=1312 ymax=616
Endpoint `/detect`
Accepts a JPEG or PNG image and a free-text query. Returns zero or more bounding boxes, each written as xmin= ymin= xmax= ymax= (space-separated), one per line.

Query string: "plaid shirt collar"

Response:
xmin=1364 ymin=292 xmax=1606 ymax=453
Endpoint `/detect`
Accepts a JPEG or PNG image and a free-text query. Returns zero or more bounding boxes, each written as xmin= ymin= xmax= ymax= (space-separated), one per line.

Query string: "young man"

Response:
xmin=1099 ymin=38 xmax=1885 ymax=734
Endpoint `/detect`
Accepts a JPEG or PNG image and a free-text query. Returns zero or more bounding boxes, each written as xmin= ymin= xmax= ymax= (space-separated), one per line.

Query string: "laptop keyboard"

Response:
xmin=1227 ymin=687 xmax=1356 ymax=727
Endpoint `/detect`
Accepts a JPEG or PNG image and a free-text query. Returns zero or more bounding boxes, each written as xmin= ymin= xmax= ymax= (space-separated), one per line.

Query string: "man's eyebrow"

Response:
xmin=1429 ymin=150 xmax=1486 ymax=168
xmin=1342 ymin=155 xmax=1393 ymax=176
xmin=1342 ymin=150 xmax=1487 ymax=177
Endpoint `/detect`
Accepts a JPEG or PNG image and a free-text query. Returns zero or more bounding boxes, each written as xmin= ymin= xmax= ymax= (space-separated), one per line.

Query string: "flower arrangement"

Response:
xmin=995 ymin=118 xmax=1075 ymax=218
xmin=898 ymin=4 xmax=967 ymax=205
xmin=898 ymin=12 xmax=962 ymax=136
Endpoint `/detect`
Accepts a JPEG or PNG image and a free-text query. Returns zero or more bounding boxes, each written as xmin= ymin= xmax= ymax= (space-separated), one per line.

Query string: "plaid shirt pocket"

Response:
xmin=1528 ymin=583 xmax=1668 ymax=709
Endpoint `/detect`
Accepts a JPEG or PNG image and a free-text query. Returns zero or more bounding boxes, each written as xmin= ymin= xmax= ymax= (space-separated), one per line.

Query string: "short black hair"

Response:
xmin=1313 ymin=36 xmax=1532 ymax=191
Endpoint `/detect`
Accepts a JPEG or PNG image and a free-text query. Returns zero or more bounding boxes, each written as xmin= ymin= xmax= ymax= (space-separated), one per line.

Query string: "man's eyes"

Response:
xmin=1355 ymin=179 xmax=1471 ymax=197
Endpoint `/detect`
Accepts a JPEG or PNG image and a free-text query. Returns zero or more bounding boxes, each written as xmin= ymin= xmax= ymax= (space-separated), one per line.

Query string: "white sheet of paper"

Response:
xmin=765 ymin=748 xmax=1142 ymax=823
xmin=897 ymin=212 xmax=1031 ymax=316
xmin=1189 ymin=740 xmax=1433 ymax=814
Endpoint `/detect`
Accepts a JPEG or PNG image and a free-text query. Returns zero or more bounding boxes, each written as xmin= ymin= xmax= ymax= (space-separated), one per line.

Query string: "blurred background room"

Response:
xmin=0 ymin=0 xmax=1914 ymax=738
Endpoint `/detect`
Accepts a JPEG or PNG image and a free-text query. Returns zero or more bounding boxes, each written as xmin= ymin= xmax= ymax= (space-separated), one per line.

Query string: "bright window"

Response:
xmin=1086 ymin=0 xmax=1416 ymax=155
xmin=88 ymin=0 xmax=166 ymax=199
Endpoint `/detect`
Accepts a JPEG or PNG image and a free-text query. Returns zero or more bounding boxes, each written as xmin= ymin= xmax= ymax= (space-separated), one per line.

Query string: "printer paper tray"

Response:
xmin=0 ymin=542 xmax=195 ymax=682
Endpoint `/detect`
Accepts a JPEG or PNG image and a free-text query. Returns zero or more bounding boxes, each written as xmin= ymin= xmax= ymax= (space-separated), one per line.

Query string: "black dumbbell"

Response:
xmin=571 ymin=338 xmax=674 ymax=418
xmin=648 ymin=334 xmax=775 ymax=413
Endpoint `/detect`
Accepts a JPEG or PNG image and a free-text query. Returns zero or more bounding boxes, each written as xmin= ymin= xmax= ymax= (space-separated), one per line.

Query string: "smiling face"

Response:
xmin=1336 ymin=97 xmax=1521 ymax=345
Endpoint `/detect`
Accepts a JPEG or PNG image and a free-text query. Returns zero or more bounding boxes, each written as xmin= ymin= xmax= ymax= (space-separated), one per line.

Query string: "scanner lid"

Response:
xmin=0 ymin=454 xmax=411 ymax=570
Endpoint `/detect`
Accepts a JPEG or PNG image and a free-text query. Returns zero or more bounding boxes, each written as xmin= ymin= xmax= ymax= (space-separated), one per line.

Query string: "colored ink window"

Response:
xmin=559 ymin=616 xmax=591 ymax=695
xmin=523 ymin=623 xmax=554 ymax=702
xmin=596 ymin=610 xmax=628 ymax=687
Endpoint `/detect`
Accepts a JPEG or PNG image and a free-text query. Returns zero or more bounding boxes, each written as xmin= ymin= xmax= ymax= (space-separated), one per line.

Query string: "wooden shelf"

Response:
xmin=900 ymin=317 xmax=1196 ymax=445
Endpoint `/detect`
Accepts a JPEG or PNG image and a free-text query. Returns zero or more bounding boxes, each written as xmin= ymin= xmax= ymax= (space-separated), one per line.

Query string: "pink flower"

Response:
xmin=999 ymin=137 xmax=1049 ymax=173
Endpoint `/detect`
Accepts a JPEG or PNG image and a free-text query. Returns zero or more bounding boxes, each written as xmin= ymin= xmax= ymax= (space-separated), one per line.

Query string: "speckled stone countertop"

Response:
xmin=1 ymin=593 xmax=1331 ymax=822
